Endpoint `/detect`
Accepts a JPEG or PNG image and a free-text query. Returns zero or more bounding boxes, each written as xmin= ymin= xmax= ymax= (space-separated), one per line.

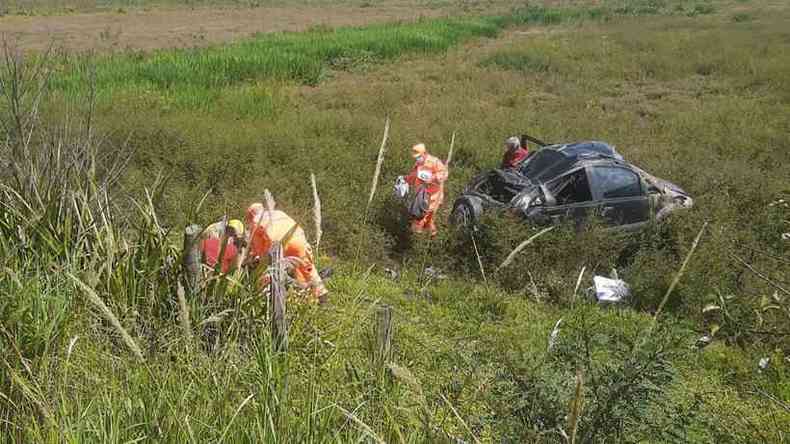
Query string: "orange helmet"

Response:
xmin=411 ymin=143 xmax=427 ymax=158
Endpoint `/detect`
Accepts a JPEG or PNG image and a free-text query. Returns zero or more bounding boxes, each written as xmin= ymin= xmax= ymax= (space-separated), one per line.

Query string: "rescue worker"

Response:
xmin=244 ymin=203 xmax=329 ymax=303
xmin=200 ymin=219 xmax=244 ymax=274
xmin=405 ymin=143 xmax=449 ymax=237
xmin=501 ymin=136 xmax=529 ymax=169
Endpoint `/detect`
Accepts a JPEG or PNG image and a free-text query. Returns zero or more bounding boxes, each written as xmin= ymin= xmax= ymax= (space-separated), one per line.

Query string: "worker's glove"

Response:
xmin=394 ymin=176 xmax=409 ymax=199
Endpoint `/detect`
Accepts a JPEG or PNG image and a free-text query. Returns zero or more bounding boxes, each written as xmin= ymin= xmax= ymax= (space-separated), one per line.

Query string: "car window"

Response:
xmin=547 ymin=169 xmax=593 ymax=205
xmin=520 ymin=149 xmax=566 ymax=179
xmin=590 ymin=166 xmax=642 ymax=199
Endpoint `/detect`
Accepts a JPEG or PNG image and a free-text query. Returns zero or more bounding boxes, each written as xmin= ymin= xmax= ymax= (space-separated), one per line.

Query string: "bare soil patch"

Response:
xmin=0 ymin=4 xmax=460 ymax=52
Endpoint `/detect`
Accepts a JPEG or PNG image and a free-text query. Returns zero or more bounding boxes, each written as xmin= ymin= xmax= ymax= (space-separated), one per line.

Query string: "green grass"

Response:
xmin=47 ymin=1 xmax=716 ymax=113
xmin=2 ymin=0 xmax=440 ymax=15
xmin=2 ymin=0 xmax=789 ymax=441
xmin=54 ymin=16 xmax=502 ymax=100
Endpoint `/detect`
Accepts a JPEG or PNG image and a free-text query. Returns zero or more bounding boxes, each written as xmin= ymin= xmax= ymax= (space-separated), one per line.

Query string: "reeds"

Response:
xmin=445 ymin=131 xmax=456 ymax=165
xmin=365 ymin=117 xmax=390 ymax=219
xmin=496 ymin=226 xmax=555 ymax=272
xmin=654 ymin=221 xmax=708 ymax=321
xmin=67 ymin=272 xmax=145 ymax=362
xmin=311 ymin=172 xmax=322 ymax=250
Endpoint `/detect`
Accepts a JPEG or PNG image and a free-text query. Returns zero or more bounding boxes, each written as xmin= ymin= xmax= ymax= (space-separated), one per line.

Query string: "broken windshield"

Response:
xmin=475 ymin=170 xmax=532 ymax=203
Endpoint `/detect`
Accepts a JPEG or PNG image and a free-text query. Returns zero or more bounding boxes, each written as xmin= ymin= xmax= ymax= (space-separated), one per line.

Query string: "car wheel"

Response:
xmin=451 ymin=198 xmax=481 ymax=228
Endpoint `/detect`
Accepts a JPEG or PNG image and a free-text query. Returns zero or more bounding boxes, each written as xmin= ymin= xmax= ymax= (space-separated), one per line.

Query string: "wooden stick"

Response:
xmin=375 ymin=305 xmax=394 ymax=365
xmin=269 ymin=243 xmax=288 ymax=353
xmin=182 ymin=224 xmax=202 ymax=295
xmin=177 ymin=282 xmax=193 ymax=345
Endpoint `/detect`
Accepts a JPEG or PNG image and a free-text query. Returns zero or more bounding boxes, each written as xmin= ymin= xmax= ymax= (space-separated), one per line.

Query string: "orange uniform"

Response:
xmin=245 ymin=204 xmax=328 ymax=301
xmin=406 ymin=152 xmax=448 ymax=236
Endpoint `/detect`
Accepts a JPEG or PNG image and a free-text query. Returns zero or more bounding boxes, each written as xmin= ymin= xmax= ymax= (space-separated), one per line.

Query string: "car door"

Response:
xmin=588 ymin=165 xmax=650 ymax=227
xmin=537 ymin=167 xmax=599 ymax=227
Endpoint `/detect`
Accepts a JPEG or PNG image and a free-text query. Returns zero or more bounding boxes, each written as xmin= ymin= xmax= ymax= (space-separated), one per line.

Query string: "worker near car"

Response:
xmin=501 ymin=136 xmax=529 ymax=169
xmin=405 ymin=143 xmax=449 ymax=237
xmin=200 ymin=219 xmax=244 ymax=274
xmin=244 ymin=203 xmax=329 ymax=304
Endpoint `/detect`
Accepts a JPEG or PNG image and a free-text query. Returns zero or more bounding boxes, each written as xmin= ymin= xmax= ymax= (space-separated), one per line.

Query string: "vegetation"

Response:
xmin=2 ymin=0 xmax=789 ymax=442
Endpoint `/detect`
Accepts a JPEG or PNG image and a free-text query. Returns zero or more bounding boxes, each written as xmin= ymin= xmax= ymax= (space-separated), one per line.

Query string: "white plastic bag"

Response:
xmin=394 ymin=176 xmax=409 ymax=199
xmin=592 ymin=275 xmax=630 ymax=303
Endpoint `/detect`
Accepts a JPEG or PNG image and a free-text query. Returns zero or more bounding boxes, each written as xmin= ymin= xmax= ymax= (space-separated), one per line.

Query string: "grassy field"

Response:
xmin=2 ymin=0 xmax=789 ymax=442
xmin=2 ymin=0 xmax=499 ymax=15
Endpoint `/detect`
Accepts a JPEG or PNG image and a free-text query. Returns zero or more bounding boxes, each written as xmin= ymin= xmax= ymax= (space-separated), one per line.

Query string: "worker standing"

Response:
xmin=244 ymin=203 xmax=329 ymax=304
xmin=200 ymin=219 xmax=244 ymax=274
xmin=405 ymin=143 xmax=449 ymax=237
xmin=501 ymin=136 xmax=530 ymax=169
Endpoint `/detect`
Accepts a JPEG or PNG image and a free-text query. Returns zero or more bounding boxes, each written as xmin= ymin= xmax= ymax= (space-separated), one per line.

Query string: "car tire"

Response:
xmin=451 ymin=197 xmax=482 ymax=228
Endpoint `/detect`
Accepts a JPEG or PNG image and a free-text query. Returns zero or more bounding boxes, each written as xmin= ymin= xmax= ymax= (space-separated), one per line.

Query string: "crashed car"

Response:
xmin=450 ymin=141 xmax=693 ymax=229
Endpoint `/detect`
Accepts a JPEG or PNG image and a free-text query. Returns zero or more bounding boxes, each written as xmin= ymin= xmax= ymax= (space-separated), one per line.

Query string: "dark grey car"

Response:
xmin=450 ymin=141 xmax=693 ymax=229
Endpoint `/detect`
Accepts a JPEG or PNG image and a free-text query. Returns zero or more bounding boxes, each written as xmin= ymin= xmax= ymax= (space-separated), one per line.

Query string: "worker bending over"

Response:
xmin=245 ymin=203 xmax=328 ymax=303
xmin=405 ymin=143 xmax=448 ymax=237
xmin=200 ymin=219 xmax=244 ymax=274
xmin=501 ymin=136 xmax=530 ymax=169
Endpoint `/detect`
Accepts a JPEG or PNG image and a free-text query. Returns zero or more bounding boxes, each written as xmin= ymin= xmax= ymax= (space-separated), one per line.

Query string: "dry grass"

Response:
xmin=67 ymin=272 xmax=145 ymax=362
xmin=496 ymin=226 xmax=555 ymax=272
xmin=310 ymin=172 xmax=323 ymax=250
xmin=365 ymin=117 xmax=390 ymax=219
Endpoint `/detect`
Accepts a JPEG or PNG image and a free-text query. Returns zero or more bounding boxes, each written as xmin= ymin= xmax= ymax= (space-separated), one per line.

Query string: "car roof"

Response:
xmin=552 ymin=141 xmax=622 ymax=160
xmin=519 ymin=141 xmax=626 ymax=182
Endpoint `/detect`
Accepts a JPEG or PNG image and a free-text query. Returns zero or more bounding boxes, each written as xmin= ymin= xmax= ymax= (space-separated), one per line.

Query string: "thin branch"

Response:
xmin=730 ymin=254 xmax=790 ymax=297
xmin=654 ymin=222 xmax=708 ymax=321
xmin=365 ymin=117 xmax=390 ymax=219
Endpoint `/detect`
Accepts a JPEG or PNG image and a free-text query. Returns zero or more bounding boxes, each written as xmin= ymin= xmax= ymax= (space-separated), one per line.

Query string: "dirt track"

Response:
xmin=0 ymin=5 xmax=453 ymax=52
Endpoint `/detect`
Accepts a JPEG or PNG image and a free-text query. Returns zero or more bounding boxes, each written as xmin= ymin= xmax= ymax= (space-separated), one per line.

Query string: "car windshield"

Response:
xmin=475 ymin=170 xmax=530 ymax=203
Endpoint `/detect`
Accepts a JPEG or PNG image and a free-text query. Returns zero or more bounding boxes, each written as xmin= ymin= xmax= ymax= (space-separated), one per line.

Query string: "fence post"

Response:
xmin=269 ymin=243 xmax=288 ymax=353
xmin=183 ymin=224 xmax=202 ymax=295
xmin=375 ymin=304 xmax=394 ymax=365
